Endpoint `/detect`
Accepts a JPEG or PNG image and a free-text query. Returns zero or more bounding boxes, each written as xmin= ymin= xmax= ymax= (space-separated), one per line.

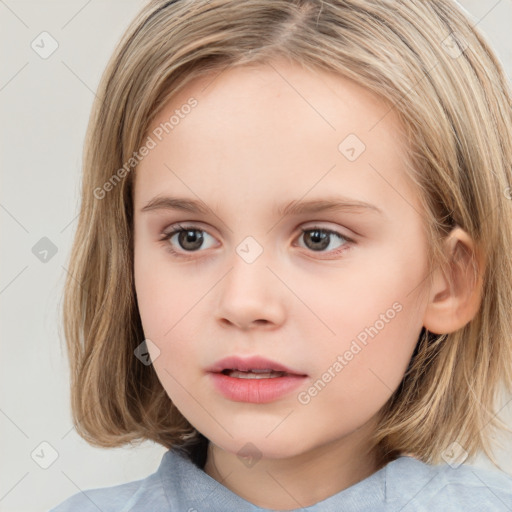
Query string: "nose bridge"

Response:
xmin=215 ymin=237 xmax=285 ymax=328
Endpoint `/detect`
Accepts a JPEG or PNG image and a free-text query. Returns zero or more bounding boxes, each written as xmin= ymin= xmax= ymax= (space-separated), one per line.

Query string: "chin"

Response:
xmin=208 ymin=429 xmax=305 ymax=461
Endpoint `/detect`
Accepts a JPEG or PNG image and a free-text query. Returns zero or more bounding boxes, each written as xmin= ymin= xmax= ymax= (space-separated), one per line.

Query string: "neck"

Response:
xmin=203 ymin=419 xmax=381 ymax=510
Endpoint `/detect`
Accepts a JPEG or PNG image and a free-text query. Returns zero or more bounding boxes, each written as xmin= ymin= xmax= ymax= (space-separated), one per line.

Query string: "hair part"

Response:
xmin=62 ymin=0 xmax=512 ymax=471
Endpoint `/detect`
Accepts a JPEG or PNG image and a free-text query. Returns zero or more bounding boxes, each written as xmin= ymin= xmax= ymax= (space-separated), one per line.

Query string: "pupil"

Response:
xmin=179 ymin=229 xmax=203 ymax=250
xmin=306 ymin=229 xmax=329 ymax=250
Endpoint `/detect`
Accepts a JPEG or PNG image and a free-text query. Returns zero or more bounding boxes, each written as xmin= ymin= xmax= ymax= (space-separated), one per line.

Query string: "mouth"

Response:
xmin=207 ymin=355 xmax=308 ymax=403
xmin=220 ymin=369 xmax=290 ymax=379
xmin=207 ymin=355 xmax=307 ymax=377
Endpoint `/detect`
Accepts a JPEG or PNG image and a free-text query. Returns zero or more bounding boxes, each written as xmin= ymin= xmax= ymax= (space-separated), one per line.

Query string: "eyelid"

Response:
xmin=299 ymin=222 xmax=355 ymax=239
xmin=160 ymin=221 xmax=213 ymax=238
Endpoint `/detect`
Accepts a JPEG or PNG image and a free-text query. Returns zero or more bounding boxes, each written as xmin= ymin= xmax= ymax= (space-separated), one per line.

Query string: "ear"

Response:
xmin=422 ymin=227 xmax=485 ymax=335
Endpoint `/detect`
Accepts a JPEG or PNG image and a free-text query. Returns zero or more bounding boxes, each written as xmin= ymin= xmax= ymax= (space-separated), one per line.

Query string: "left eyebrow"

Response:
xmin=275 ymin=197 xmax=383 ymax=217
xmin=139 ymin=195 xmax=383 ymax=217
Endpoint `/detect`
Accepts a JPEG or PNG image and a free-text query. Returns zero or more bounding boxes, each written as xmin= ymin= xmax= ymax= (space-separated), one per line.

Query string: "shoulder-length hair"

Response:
xmin=62 ymin=0 xmax=512 ymax=471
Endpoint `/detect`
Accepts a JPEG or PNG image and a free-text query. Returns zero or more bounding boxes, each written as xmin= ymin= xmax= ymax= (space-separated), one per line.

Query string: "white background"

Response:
xmin=1 ymin=1 xmax=511 ymax=511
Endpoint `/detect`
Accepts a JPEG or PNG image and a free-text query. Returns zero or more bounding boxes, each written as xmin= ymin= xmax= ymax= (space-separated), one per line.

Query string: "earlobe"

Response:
xmin=423 ymin=227 xmax=485 ymax=335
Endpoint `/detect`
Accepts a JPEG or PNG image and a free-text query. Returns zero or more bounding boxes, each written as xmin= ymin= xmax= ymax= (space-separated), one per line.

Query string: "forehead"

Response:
xmin=135 ymin=59 xmax=421 ymax=220
xmin=146 ymin=60 xmax=399 ymax=146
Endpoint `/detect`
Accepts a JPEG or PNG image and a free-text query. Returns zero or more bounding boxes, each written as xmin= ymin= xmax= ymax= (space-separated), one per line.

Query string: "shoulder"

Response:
xmin=49 ymin=448 xmax=222 ymax=512
xmin=48 ymin=467 xmax=167 ymax=512
xmin=385 ymin=456 xmax=512 ymax=511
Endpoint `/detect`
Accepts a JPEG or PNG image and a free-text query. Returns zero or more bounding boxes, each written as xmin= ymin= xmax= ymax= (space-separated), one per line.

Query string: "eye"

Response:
xmin=296 ymin=226 xmax=352 ymax=255
xmin=159 ymin=224 xmax=354 ymax=259
xmin=159 ymin=224 xmax=217 ymax=256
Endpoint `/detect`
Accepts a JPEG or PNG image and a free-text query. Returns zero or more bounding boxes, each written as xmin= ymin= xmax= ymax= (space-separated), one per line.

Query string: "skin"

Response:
xmin=132 ymin=59 xmax=481 ymax=510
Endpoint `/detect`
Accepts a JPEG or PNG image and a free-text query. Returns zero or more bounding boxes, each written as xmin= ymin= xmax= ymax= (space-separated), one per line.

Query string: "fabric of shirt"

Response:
xmin=49 ymin=449 xmax=512 ymax=511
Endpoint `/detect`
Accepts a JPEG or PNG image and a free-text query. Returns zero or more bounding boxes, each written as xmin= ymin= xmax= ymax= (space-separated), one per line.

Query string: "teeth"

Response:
xmin=225 ymin=369 xmax=286 ymax=379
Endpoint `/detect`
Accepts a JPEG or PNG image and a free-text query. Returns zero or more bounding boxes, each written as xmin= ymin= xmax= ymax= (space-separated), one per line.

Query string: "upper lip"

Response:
xmin=207 ymin=355 xmax=307 ymax=376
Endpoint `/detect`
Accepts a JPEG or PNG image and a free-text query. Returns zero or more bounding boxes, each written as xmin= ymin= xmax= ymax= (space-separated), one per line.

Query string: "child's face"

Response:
xmin=133 ymin=59 xmax=431 ymax=460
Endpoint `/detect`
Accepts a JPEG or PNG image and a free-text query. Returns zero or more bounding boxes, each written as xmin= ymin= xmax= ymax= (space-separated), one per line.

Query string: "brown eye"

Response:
xmin=298 ymin=227 xmax=350 ymax=253
xmin=161 ymin=224 xmax=217 ymax=253
xmin=175 ymin=228 xmax=204 ymax=251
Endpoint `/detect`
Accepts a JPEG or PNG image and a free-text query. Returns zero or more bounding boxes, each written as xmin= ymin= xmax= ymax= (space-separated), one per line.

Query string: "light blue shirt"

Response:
xmin=50 ymin=449 xmax=512 ymax=511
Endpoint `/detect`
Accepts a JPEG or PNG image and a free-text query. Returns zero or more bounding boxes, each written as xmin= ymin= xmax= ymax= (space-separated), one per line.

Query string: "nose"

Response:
xmin=214 ymin=251 xmax=286 ymax=331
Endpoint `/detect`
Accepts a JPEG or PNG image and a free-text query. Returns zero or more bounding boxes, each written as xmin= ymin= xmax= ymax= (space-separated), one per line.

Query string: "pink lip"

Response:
xmin=206 ymin=355 xmax=305 ymax=375
xmin=206 ymin=355 xmax=308 ymax=404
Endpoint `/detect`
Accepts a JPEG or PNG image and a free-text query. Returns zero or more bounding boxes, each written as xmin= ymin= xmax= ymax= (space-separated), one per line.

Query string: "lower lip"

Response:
xmin=209 ymin=372 xmax=307 ymax=403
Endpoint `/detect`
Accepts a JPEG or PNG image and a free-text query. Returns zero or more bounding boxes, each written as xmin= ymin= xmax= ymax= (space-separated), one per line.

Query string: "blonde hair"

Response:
xmin=62 ymin=0 xmax=512 ymax=471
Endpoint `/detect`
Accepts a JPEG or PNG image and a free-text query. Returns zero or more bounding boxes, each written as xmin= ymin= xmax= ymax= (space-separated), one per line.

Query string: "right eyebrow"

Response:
xmin=140 ymin=196 xmax=211 ymax=214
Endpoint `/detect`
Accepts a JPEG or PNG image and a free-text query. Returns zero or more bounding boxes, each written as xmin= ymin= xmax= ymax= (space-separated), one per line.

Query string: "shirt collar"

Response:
xmin=156 ymin=449 xmax=407 ymax=511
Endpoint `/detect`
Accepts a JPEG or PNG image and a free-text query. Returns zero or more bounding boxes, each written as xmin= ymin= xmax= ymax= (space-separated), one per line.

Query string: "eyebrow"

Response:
xmin=141 ymin=196 xmax=211 ymax=214
xmin=140 ymin=195 xmax=383 ymax=216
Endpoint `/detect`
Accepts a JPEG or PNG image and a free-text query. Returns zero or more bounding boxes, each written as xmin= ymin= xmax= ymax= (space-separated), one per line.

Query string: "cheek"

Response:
xmin=297 ymin=305 xmax=422 ymax=441
xmin=134 ymin=248 xmax=166 ymax=337
xmin=305 ymin=243 xmax=427 ymax=400
xmin=293 ymin=240 xmax=427 ymax=350
xmin=133 ymin=242 xmax=206 ymax=387
xmin=134 ymin=236 xmax=189 ymax=337
xmin=340 ymin=307 xmax=419 ymax=391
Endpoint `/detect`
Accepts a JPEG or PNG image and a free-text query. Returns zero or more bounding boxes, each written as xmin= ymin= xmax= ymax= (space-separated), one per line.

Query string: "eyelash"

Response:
xmin=158 ymin=223 xmax=354 ymax=259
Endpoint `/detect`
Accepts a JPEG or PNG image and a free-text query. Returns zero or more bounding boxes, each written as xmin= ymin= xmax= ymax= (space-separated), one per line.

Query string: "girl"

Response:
xmin=52 ymin=0 xmax=512 ymax=510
